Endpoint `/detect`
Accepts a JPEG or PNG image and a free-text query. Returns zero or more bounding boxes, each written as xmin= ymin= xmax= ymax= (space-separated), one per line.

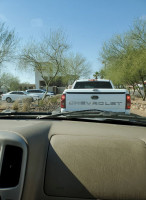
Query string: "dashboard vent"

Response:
xmin=0 ymin=145 xmax=23 ymax=188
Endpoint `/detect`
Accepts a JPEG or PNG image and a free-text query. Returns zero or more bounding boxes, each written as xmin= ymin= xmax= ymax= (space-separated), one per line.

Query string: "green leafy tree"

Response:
xmin=99 ymin=19 xmax=146 ymax=100
xmin=99 ymin=69 xmax=105 ymax=79
xmin=93 ymin=71 xmax=99 ymax=79
xmin=0 ymin=73 xmax=20 ymax=91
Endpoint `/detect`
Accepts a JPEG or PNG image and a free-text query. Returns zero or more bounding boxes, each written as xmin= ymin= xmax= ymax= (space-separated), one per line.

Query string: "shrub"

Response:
xmin=49 ymin=96 xmax=59 ymax=104
xmin=38 ymin=99 xmax=45 ymax=107
xmin=12 ymin=100 xmax=19 ymax=110
xmin=20 ymin=97 xmax=33 ymax=112
xmin=37 ymin=95 xmax=61 ymax=112
xmin=21 ymin=102 xmax=31 ymax=112
xmin=22 ymin=97 xmax=33 ymax=104
xmin=0 ymin=104 xmax=7 ymax=111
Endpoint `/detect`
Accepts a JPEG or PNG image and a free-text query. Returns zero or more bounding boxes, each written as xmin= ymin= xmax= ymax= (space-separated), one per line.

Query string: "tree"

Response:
xmin=99 ymin=19 xmax=146 ymax=100
xmin=49 ymin=76 xmax=67 ymax=87
xmin=0 ymin=73 xmax=20 ymax=91
xmin=0 ymin=21 xmax=18 ymax=67
xmin=93 ymin=71 xmax=99 ymax=79
xmin=63 ymin=53 xmax=91 ymax=84
xmin=19 ymin=30 xmax=69 ymax=97
xmin=99 ymin=69 xmax=105 ymax=79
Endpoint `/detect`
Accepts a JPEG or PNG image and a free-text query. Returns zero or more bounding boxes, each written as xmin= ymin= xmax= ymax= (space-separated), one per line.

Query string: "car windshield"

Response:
xmin=1 ymin=3 xmax=146 ymax=200
xmin=0 ymin=0 xmax=145 ymax=123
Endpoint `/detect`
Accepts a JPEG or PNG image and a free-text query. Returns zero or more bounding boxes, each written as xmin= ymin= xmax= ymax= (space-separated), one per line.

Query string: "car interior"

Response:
xmin=0 ymin=118 xmax=146 ymax=200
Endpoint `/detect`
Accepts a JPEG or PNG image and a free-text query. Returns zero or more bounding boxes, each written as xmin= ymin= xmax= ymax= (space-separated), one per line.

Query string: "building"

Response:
xmin=35 ymin=69 xmax=44 ymax=89
xmin=35 ymin=69 xmax=66 ymax=94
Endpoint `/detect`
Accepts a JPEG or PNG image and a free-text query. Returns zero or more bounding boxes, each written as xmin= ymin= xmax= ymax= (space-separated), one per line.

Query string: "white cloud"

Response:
xmin=140 ymin=15 xmax=146 ymax=21
xmin=30 ymin=18 xmax=43 ymax=27
xmin=0 ymin=14 xmax=7 ymax=22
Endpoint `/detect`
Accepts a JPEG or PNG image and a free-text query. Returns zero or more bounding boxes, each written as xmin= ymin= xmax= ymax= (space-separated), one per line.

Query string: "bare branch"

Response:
xmin=19 ymin=29 xmax=69 ymax=92
xmin=0 ymin=22 xmax=18 ymax=68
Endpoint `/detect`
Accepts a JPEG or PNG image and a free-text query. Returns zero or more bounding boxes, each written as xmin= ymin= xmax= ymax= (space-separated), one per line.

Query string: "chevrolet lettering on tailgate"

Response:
xmin=69 ymin=101 xmax=123 ymax=106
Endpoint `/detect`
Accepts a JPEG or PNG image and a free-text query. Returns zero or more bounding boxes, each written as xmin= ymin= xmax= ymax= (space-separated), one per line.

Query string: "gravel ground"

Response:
xmin=131 ymin=98 xmax=146 ymax=117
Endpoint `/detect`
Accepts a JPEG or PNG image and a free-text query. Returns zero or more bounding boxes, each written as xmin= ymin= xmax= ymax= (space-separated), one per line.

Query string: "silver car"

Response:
xmin=1 ymin=91 xmax=28 ymax=103
xmin=26 ymin=89 xmax=54 ymax=99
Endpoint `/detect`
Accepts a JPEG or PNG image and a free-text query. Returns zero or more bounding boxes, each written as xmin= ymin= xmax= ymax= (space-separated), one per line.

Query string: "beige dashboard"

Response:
xmin=0 ymin=119 xmax=146 ymax=200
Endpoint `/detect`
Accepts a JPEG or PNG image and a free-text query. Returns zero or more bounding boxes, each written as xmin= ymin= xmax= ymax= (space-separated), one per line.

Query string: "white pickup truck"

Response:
xmin=61 ymin=79 xmax=131 ymax=114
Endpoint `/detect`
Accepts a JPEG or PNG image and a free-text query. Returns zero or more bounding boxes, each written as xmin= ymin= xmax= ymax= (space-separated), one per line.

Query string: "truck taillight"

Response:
xmin=61 ymin=94 xmax=66 ymax=108
xmin=126 ymin=94 xmax=131 ymax=109
xmin=88 ymin=79 xmax=97 ymax=81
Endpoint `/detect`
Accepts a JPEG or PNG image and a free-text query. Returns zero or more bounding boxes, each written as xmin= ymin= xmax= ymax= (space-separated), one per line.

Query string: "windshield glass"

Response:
xmin=74 ymin=81 xmax=113 ymax=89
xmin=0 ymin=0 xmax=145 ymax=121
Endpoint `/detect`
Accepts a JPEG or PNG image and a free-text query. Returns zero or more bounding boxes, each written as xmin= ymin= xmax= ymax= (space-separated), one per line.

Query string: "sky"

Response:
xmin=0 ymin=0 xmax=146 ymax=83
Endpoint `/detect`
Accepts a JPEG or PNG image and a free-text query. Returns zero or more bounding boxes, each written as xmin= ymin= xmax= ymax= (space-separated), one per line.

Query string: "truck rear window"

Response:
xmin=74 ymin=81 xmax=112 ymax=89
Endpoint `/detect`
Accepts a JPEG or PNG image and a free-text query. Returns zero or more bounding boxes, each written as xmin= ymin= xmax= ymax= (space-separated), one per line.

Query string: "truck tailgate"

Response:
xmin=65 ymin=89 xmax=127 ymax=113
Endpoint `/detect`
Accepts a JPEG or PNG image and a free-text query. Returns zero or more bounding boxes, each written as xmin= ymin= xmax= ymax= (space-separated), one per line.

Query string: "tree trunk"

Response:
xmin=42 ymin=82 xmax=49 ymax=100
xmin=132 ymin=85 xmax=136 ymax=95
xmin=139 ymin=72 xmax=146 ymax=101
xmin=136 ymin=84 xmax=144 ymax=100
xmin=142 ymin=81 xmax=146 ymax=101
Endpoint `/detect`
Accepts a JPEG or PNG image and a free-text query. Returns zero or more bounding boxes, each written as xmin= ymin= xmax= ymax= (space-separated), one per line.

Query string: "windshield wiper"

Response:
xmin=38 ymin=110 xmax=146 ymax=126
xmin=38 ymin=109 xmax=146 ymax=123
xmin=38 ymin=109 xmax=107 ymax=118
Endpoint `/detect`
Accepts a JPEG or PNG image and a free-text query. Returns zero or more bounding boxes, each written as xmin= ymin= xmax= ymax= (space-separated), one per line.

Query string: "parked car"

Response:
xmin=42 ymin=89 xmax=55 ymax=96
xmin=26 ymin=89 xmax=54 ymax=99
xmin=1 ymin=91 xmax=29 ymax=103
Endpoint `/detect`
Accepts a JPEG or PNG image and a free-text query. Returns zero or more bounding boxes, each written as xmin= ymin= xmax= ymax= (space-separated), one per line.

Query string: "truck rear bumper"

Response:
xmin=61 ymin=108 xmax=130 ymax=114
